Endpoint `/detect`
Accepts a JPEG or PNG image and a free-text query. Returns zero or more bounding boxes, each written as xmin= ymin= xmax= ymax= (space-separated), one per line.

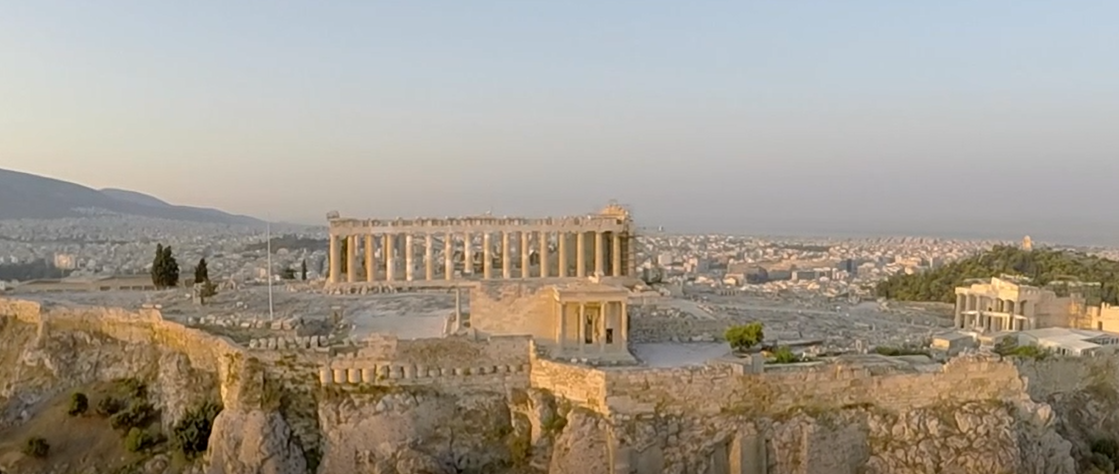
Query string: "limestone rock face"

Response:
xmin=547 ymin=410 xmax=611 ymax=474
xmin=205 ymin=410 xmax=308 ymax=474
xmin=153 ymin=351 xmax=218 ymax=432
xmin=317 ymin=389 xmax=511 ymax=474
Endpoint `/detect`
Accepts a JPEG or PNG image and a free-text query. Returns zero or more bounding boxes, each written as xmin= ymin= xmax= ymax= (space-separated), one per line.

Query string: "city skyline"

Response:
xmin=3 ymin=2 xmax=1118 ymax=244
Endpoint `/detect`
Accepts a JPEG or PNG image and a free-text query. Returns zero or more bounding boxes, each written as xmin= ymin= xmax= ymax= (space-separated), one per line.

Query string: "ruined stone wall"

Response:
xmin=469 ymin=282 xmax=555 ymax=340
xmin=525 ymin=353 xmax=1027 ymax=419
xmin=628 ymin=314 xmax=732 ymax=343
xmin=603 ymin=355 xmax=1024 ymax=416
xmin=529 ymin=355 xmax=608 ymax=411
xmin=320 ymin=335 xmax=533 ymax=394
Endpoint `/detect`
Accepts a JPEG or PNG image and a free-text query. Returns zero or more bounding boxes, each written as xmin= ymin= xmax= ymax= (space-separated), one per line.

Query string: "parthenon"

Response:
xmin=325 ymin=204 xmax=637 ymax=289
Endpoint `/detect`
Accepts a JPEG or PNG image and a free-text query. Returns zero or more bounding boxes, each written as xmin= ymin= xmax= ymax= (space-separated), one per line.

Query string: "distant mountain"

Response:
xmin=0 ymin=168 xmax=264 ymax=225
xmin=99 ymin=188 xmax=172 ymax=207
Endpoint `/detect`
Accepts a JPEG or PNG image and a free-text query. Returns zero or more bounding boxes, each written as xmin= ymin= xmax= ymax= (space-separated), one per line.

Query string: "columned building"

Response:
xmin=954 ymin=276 xmax=1082 ymax=332
xmin=325 ymin=204 xmax=638 ymax=289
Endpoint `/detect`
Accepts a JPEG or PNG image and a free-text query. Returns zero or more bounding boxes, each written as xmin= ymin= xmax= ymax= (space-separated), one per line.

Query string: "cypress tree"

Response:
xmin=300 ymin=259 xmax=308 ymax=281
xmin=162 ymin=246 xmax=180 ymax=288
xmin=151 ymin=244 xmax=165 ymax=288
xmin=194 ymin=258 xmax=209 ymax=285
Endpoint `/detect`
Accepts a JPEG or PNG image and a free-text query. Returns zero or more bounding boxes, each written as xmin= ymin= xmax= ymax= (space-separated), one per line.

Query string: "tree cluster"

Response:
xmin=725 ymin=322 xmax=765 ymax=352
xmin=875 ymin=245 xmax=1119 ymax=305
xmin=150 ymin=244 xmax=180 ymax=289
xmin=172 ymin=400 xmax=222 ymax=459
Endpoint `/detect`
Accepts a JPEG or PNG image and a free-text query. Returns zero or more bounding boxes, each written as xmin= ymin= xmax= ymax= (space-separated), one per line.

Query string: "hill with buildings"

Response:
xmin=0 ymin=168 xmax=262 ymax=225
xmin=876 ymin=245 xmax=1119 ymax=304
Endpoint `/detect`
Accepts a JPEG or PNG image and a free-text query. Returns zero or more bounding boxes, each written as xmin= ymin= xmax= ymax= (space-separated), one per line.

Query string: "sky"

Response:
xmin=2 ymin=2 xmax=1118 ymax=244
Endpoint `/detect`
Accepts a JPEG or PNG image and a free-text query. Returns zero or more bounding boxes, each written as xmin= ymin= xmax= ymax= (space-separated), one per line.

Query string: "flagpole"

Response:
xmin=267 ymin=220 xmax=274 ymax=320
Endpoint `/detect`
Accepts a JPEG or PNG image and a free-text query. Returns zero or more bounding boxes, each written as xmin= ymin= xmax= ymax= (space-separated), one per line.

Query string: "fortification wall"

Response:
xmin=529 ymin=356 xmax=608 ymax=410
xmin=528 ymin=353 xmax=1026 ymax=418
xmin=319 ymin=335 xmax=533 ymax=393
xmin=469 ymin=282 xmax=555 ymax=340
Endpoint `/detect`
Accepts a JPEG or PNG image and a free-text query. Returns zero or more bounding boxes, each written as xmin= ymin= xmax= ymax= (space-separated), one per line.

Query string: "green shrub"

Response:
xmin=172 ymin=401 xmax=222 ymax=458
xmin=109 ymin=402 xmax=155 ymax=431
xmin=114 ymin=378 xmax=147 ymax=399
xmin=23 ymin=437 xmax=49 ymax=458
xmin=1091 ymin=437 xmax=1119 ymax=473
xmin=1089 ymin=452 xmax=1115 ymax=474
xmin=1094 ymin=437 xmax=1119 ymax=461
xmin=124 ymin=428 xmax=156 ymax=452
xmin=96 ymin=397 xmax=123 ymax=417
xmin=996 ymin=341 xmax=1049 ymax=360
xmin=68 ymin=392 xmax=89 ymax=416
xmin=725 ymin=322 xmax=764 ymax=352
xmin=507 ymin=435 xmax=530 ymax=466
xmin=541 ymin=412 xmax=567 ymax=435
xmin=769 ymin=346 xmax=799 ymax=364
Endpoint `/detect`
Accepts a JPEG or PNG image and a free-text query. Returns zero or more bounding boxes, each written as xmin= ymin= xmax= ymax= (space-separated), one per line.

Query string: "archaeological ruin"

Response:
xmin=324 ymin=203 xmax=638 ymax=289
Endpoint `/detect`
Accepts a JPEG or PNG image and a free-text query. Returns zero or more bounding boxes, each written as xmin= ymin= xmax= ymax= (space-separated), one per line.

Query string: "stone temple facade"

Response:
xmin=325 ymin=204 xmax=638 ymax=289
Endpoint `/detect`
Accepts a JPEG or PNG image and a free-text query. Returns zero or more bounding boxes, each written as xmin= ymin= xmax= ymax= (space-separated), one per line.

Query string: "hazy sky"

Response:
xmin=2 ymin=2 xmax=1118 ymax=243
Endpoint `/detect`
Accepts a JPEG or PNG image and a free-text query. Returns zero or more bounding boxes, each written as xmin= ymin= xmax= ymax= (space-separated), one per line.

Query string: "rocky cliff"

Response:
xmin=2 ymin=298 xmax=1119 ymax=474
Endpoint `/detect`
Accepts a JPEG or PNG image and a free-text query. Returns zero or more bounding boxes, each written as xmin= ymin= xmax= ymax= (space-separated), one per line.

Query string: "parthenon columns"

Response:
xmin=346 ymin=235 xmax=357 ymax=283
xmin=425 ymin=233 xmax=434 ymax=281
xmin=502 ymin=231 xmax=511 ymax=279
xmin=365 ymin=234 xmax=375 ymax=282
xmin=557 ymin=233 xmax=567 ymax=278
xmin=483 ymin=233 xmax=493 ymax=279
xmin=404 ymin=234 xmax=414 ymax=281
xmin=594 ymin=232 xmax=604 ymax=277
xmin=326 ymin=206 xmax=636 ymax=287
xmin=328 ymin=234 xmax=341 ymax=283
xmin=463 ymin=232 xmax=473 ymax=275
xmin=384 ymin=234 xmax=395 ymax=281
xmin=444 ymin=234 xmax=454 ymax=280
xmin=539 ymin=231 xmax=550 ymax=278
xmin=330 ymin=230 xmax=633 ymax=285
xmin=576 ymin=232 xmax=586 ymax=277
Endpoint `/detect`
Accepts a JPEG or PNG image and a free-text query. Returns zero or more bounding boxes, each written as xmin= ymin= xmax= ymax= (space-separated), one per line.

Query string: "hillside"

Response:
xmin=0 ymin=168 xmax=262 ymax=225
xmin=875 ymin=245 xmax=1119 ymax=304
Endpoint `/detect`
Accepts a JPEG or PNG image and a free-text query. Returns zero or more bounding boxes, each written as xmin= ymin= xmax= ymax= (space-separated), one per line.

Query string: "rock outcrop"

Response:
xmin=205 ymin=409 xmax=308 ymax=474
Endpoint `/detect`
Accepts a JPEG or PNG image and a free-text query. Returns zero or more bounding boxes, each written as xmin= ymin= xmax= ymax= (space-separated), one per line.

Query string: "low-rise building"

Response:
xmin=1012 ymin=327 xmax=1119 ymax=357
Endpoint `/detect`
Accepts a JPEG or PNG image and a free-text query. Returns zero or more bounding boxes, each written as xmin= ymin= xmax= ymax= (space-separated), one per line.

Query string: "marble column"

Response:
xmin=620 ymin=301 xmax=628 ymax=345
xmin=576 ymin=232 xmax=586 ymax=277
xmin=444 ymin=233 xmax=454 ymax=280
xmin=328 ymin=234 xmax=340 ymax=283
xmin=597 ymin=305 xmax=605 ymax=353
xmin=384 ymin=234 xmax=395 ymax=281
xmin=955 ymin=294 xmax=964 ymax=328
xmin=556 ymin=303 xmax=565 ymax=350
xmin=557 ymin=232 xmax=567 ymax=278
xmin=365 ymin=234 xmax=375 ymax=282
xmin=594 ymin=232 xmax=604 ymax=277
xmin=483 ymin=233 xmax=493 ymax=279
xmin=521 ymin=232 xmax=531 ymax=279
xmin=578 ymin=303 xmax=586 ymax=354
xmin=539 ymin=231 xmax=550 ymax=278
xmin=425 ymin=233 xmax=434 ymax=281
xmin=346 ymin=235 xmax=357 ymax=283
xmin=502 ymin=231 xmax=511 ymax=279
xmin=624 ymin=233 xmax=637 ymax=277
xmin=611 ymin=233 xmax=622 ymax=277
xmin=463 ymin=231 xmax=473 ymax=275
xmin=404 ymin=234 xmax=414 ymax=281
